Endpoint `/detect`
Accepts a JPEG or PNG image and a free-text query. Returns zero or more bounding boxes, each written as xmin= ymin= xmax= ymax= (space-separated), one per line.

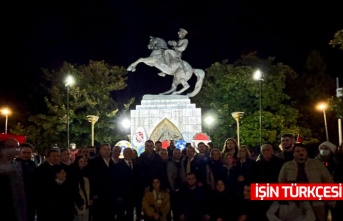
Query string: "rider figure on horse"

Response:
xmin=165 ymin=28 xmax=188 ymax=66
xmin=159 ymin=28 xmax=188 ymax=76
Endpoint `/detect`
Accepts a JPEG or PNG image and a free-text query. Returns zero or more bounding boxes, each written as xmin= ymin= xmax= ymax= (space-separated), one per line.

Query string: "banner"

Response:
xmin=251 ymin=183 xmax=343 ymax=201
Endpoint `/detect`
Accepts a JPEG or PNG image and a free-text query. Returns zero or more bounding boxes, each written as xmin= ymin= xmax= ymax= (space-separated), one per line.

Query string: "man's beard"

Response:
xmin=283 ymin=146 xmax=292 ymax=150
xmin=296 ymin=155 xmax=306 ymax=162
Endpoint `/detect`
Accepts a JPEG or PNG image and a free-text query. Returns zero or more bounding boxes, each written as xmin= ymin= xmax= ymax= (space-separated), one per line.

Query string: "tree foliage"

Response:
xmin=328 ymin=29 xmax=343 ymax=123
xmin=329 ymin=29 xmax=343 ymax=51
xmin=329 ymin=96 xmax=343 ymax=118
xmin=193 ymin=53 xmax=302 ymax=149
xmin=287 ymin=50 xmax=336 ymax=142
xmin=22 ymin=60 xmax=133 ymax=153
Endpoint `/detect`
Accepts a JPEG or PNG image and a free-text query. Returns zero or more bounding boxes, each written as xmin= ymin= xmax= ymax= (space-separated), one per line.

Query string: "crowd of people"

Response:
xmin=0 ymin=134 xmax=342 ymax=221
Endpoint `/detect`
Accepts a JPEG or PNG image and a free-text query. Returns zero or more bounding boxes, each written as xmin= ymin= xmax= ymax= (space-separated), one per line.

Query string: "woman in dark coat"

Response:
xmin=209 ymin=179 xmax=238 ymax=221
xmin=47 ymin=164 xmax=84 ymax=221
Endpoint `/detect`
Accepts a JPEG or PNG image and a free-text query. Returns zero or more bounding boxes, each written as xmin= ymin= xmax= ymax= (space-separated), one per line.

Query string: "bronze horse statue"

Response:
xmin=127 ymin=37 xmax=205 ymax=97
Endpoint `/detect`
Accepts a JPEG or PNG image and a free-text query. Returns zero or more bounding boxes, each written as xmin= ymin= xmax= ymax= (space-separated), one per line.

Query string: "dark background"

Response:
xmin=2 ymin=0 xmax=343 ymax=110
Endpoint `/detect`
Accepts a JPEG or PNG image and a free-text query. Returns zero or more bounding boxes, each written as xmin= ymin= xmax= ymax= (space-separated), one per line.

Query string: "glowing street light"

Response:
xmin=1 ymin=108 xmax=11 ymax=134
xmin=65 ymin=75 xmax=75 ymax=87
xmin=204 ymin=116 xmax=215 ymax=125
xmin=204 ymin=115 xmax=215 ymax=138
xmin=121 ymin=118 xmax=131 ymax=141
xmin=65 ymin=75 xmax=75 ymax=149
xmin=253 ymin=69 xmax=263 ymax=147
xmin=121 ymin=118 xmax=131 ymax=129
xmin=316 ymin=102 xmax=329 ymax=141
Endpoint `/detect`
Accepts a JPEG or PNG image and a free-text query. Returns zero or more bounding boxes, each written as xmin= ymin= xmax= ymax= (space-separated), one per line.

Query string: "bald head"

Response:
xmin=1 ymin=138 xmax=19 ymax=161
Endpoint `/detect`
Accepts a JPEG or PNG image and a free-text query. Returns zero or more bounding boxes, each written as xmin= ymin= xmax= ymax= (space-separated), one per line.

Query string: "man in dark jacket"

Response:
xmin=15 ymin=143 xmax=37 ymax=221
xmin=87 ymin=143 xmax=117 ymax=221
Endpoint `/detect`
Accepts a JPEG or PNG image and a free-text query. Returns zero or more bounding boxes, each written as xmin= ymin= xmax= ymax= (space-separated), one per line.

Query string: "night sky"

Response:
xmin=2 ymin=0 xmax=343 ymax=112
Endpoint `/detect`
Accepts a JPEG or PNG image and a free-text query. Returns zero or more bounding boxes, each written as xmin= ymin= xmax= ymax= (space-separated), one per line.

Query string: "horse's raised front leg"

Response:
xmin=127 ymin=57 xmax=156 ymax=72
xmin=127 ymin=60 xmax=139 ymax=72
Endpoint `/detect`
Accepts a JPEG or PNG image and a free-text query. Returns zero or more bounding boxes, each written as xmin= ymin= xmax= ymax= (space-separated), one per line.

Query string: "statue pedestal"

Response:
xmin=130 ymin=94 xmax=202 ymax=146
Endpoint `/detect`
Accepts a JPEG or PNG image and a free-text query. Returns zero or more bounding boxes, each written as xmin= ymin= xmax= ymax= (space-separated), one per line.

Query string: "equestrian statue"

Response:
xmin=127 ymin=28 xmax=205 ymax=97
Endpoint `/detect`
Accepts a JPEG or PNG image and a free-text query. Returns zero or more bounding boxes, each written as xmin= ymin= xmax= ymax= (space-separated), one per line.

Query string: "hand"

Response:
xmin=238 ymin=215 xmax=247 ymax=221
xmin=153 ymin=212 xmax=160 ymax=220
xmin=88 ymin=200 xmax=93 ymax=206
xmin=203 ymin=214 xmax=211 ymax=221
xmin=168 ymin=41 xmax=177 ymax=46
xmin=238 ymin=175 xmax=245 ymax=182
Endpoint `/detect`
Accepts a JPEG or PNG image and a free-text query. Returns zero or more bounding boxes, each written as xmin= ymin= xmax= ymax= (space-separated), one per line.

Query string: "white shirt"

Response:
xmin=125 ymin=160 xmax=133 ymax=169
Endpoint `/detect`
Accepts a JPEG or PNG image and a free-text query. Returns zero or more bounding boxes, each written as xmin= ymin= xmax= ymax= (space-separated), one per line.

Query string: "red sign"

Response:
xmin=0 ymin=134 xmax=27 ymax=144
xmin=193 ymin=133 xmax=210 ymax=140
xmin=251 ymin=183 xmax=343 ymax=201
xmin=296 ymin=134 xmax=303 ymax=143
xmin=161 ymin=140 xmax=170 ymax=149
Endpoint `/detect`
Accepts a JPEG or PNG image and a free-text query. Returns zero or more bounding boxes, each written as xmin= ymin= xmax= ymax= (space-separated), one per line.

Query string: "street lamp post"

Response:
xmin=231 ymin=111 xmax=244 ymax=146
xmin=336 ymin=78 xmax=342 ymax=146
xmin=1 ymin=108 xmax=11 ymax=134
xmin=65 ymin=75 xmax=74 ymax=149
xmin=87 ymin=115 xmax=99 ymax=146
xmin=316 ymin=102 xmax=329 ymax=141
xmin=253 ymin=69 xmax=263 ymax=147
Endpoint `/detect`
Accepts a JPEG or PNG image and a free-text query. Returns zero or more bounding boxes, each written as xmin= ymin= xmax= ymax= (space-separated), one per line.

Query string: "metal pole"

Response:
xmin=91 ymin=122 xmax=95 ymax=146
xmin=5 ymin=114 xmax=8 ymax=134
xmin=337 ymin=77 xmax=342 ymax=145
xmin=323 ymin=110 xmax=329 ymax=141
xmin=67 ymin=86 xmax=70 ymax=150
xmin=237 ymin=119 xmax=240 ymax=146
xmin=339 ymin=119 xmax=342 ymax=145
xmin=259 ymin=80 xmax=262 ymax=147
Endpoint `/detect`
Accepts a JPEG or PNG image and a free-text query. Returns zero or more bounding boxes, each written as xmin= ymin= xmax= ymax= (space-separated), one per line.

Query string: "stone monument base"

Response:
xmin=130 ymin=94 xmax=202 ymax=146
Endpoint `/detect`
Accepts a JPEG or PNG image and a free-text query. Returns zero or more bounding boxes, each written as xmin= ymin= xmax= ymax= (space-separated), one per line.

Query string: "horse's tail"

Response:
xmin=187 ymin=69 xmax=205 ymax=97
